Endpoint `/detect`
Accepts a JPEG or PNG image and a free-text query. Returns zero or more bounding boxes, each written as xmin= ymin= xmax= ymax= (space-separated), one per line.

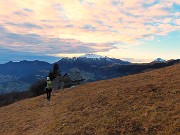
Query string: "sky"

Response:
xmin=0 ymin=0 xmax=179 ymax=63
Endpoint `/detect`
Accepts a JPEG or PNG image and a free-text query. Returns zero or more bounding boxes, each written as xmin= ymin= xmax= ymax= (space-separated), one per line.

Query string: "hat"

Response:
xmin=47 ymin=77 xmax=50 ymax=81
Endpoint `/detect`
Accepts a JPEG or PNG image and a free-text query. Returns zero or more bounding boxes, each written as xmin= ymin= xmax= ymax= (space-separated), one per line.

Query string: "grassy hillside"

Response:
xmin=0 ymin=64 xmax=179 ymax=135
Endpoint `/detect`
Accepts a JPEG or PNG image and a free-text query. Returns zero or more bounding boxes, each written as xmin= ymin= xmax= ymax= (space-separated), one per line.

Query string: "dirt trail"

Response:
xmin=26 ymin=92 xmax=61 ymax=135
xmin=0 ymin=92 xmax=63 ymax=135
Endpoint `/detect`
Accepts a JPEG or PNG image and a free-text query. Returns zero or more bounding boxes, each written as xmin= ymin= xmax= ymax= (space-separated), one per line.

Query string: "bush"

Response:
xmin=0 ymin=90 xmax=31 ymax=107
xmin=30 ymin=79 xmax=46 ymax=97
xmin=0 ymin=79 xmax=46 ymax=107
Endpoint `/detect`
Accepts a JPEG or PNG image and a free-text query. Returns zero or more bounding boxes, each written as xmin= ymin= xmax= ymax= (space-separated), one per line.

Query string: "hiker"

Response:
xmin=45 ymin=77 xmax=53 ymax=101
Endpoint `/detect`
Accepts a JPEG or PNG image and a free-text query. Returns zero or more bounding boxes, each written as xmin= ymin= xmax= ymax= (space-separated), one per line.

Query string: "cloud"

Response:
xmin=6 ymin=22 xmax=42 ymax=29
xmin=0 ymin=26 xmax=115 ymax=55
xmin=0 ymin=0 xmax=179 ymax=57
xmin=172 ymin=0 xmax=180 ymax=5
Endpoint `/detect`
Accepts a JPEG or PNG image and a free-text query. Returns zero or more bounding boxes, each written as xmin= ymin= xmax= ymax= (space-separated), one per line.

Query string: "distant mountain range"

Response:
xmin=0 ymin=54 xmax=179 ymax=94
xmin=153 ymin=58 xmax=166 ymax=62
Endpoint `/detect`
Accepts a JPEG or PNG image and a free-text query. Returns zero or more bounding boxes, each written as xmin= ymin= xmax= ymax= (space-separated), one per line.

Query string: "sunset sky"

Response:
xmin=0 ymin=0 xmax=179 ymax=63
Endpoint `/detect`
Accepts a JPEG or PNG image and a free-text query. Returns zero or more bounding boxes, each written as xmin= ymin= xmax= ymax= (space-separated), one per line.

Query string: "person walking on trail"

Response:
xmin=45 ymin=77 xmax=53 ymax=101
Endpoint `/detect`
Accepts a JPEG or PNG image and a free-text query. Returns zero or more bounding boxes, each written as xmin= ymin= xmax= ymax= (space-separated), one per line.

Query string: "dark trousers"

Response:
xmin=46 ymin=88 xmax=52 ymax=100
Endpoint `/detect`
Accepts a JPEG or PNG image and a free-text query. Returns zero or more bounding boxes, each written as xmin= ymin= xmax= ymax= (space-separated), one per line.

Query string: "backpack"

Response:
xmin=46 ymin=80 xmax=53 ymax=89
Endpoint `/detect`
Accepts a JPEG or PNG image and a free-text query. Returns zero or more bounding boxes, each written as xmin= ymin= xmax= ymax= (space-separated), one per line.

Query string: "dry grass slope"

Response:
xmin=0 ymin=64 xmax=180 ymax=135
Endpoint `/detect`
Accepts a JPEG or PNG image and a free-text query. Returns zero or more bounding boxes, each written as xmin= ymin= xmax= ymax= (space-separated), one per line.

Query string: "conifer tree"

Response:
xmin=53 ymin=63 xmax=61 ymax=77
xmin=48 ymin=63 xmax=61 ymax=80
xmin=48 ymin=70 xmax=55 ymax=80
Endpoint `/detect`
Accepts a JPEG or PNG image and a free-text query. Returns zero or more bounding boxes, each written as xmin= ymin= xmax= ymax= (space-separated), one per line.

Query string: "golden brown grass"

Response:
xmin=0 ymin=64 xmax=180 ymax=135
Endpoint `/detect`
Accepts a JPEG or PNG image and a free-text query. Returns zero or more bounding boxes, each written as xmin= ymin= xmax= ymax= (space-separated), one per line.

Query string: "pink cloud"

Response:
xmin=172 ymin=0 xmax=180 ymax=4
xmin=0 ymin=0 xmax=179 ymax=56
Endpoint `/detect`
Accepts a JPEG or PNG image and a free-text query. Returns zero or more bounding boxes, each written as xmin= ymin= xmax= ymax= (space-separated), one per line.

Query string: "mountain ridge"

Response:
xmin=153 ymin=58 xmax=166 ymax=62
xmin=80 ymin=53 xmax=106 ymax=59
xmin=0 ymin=56 xmax=130 ymax=94
xmin=0 ymin=58 xmax=179 ymax=94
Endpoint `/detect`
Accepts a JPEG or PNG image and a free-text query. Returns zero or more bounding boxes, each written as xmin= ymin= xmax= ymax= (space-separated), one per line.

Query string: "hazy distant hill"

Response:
xmin=0 ymin=60 xmax=52 ymax=94
xmin=153 ymin=58 xmax=166 ymax=62
xmin=0 ymin=60 xmax=51 ymax=78
xmin=0 ymin=55 xmax=179 ymax=94
xmin=0 ymin=64 xmax=179 ymax=135
xmin=100 ymin=59 xmax=180 ymax=78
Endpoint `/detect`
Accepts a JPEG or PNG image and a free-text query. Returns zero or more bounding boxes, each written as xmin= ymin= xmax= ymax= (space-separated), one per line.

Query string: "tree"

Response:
xmin=53 ymin=63 xmax=61 ymax=77
xmin=48 ymin=63 xmax=61 ymax=80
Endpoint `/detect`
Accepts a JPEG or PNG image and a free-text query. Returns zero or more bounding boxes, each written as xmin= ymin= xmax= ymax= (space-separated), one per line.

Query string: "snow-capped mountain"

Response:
xmin=78 ymin=54 xmax=131 ymax=65
xmin=153 ymin=58 xmax=166 ymax=62
xmin=80 ymin=53 xmax=105 ymax=59
xmin=59 ymin=54 xmax=131 ymax=66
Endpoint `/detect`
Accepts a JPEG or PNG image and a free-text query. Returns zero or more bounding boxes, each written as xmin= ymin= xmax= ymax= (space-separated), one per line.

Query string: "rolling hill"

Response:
xmin=0 ymin=64 xmax=179 ymax=135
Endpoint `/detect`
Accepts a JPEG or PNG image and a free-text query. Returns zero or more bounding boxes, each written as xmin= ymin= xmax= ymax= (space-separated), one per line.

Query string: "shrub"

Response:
xmin=0 ymin=90 xmax=31 ymax=107
xmin=30 ymin=79 xmax=46 ymax=97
